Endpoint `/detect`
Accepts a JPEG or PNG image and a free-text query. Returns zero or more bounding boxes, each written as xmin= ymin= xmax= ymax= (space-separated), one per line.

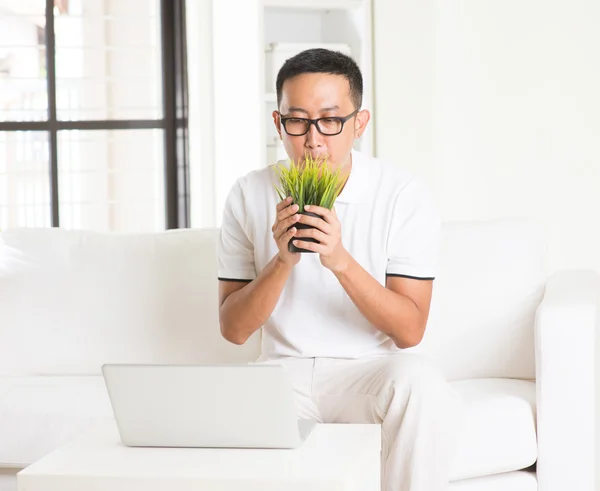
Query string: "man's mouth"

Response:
xmin=303 ymin=151 xmax=329 ymax=161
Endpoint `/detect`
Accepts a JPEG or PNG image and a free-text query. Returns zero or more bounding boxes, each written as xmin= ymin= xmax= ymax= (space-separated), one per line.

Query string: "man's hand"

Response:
xmin=272 ymin=197 xmax=301 ymax=267
xmin=293 ymin=204 xmax=350 ymax=273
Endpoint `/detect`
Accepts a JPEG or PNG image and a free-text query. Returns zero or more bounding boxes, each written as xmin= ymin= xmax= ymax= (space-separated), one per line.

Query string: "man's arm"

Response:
xmin=219 ymin=196 xmax=301 ymax=345
xmin=292 ymin=204 xmax=434 ymax=349
xmin=218 ymin=255 xmax=293 ymax=345
xmin=334 ymin=261 xmax=432 ymax=348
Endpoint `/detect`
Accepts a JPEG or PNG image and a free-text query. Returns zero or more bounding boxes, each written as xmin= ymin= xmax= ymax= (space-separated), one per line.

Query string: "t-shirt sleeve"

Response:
xmin=386 ymin=178 xmax=441 ymax=280
xmin=217 ymin=180 xmax=257 ymax=282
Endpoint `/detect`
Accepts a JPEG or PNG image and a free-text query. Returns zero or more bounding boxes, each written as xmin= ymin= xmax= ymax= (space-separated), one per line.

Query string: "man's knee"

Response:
xmin=384 ymin=354 xmax=451 ymax=396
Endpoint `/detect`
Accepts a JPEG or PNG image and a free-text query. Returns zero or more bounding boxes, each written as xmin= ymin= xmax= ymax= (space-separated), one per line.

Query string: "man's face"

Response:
xmin=273 ymin=73 xmax=370 ymax=170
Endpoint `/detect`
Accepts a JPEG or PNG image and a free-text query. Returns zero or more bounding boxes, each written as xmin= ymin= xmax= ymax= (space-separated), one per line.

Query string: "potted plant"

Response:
xmin=274 ymin=154 xmax=347 ymax=253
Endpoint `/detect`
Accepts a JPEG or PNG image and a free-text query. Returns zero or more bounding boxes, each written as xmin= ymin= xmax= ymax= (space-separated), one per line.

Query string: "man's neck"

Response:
xmin=338 ymin=152 xmax=353 ymax=194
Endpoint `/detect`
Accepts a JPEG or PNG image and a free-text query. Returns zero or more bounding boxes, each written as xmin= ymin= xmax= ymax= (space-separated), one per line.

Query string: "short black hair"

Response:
xmin=275 ymin=48 xmax=363 ymax=110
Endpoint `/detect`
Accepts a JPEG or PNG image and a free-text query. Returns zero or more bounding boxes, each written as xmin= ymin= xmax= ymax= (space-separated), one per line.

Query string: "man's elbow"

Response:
xmin=220 ymin=320 xmax=248 ymax=346
xmin=394 ymin=337 xmax=422 ymax=350
xmin=392 ymin=323 xmax=426 ymax=349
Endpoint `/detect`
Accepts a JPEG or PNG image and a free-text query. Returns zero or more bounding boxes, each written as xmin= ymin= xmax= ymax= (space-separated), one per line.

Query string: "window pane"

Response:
xmin=0 ymin=6 xmax=48 ymax=122
xmin=57 ymin=129 xmax=165 ymax=232
xmin=0 ymin=131 xmax=51 ymax=228
xmin=54 ymin=0 xmax=162 ymax=120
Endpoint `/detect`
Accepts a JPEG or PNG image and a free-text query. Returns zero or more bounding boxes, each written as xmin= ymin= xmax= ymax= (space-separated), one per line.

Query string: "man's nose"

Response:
xmin=305 ymin=122 xmax=324 ymax=148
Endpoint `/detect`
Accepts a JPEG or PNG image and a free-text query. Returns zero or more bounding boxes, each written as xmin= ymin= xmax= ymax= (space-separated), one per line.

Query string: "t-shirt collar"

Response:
xmin=335 ymin=149 xmax=371 ymax=204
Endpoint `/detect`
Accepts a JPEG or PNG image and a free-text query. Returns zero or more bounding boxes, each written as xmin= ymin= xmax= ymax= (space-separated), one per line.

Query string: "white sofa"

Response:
xmin=0 ymin=222 xmax=598 ymax=491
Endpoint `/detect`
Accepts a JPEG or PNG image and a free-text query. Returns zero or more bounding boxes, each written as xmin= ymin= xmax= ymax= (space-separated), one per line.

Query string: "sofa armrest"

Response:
xmin=535 ymin=269 xmax=600 ymax=491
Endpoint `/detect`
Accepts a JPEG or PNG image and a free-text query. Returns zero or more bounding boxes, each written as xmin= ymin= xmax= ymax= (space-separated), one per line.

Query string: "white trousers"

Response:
xmin=258 ymin=354 xmax=464 ymax=491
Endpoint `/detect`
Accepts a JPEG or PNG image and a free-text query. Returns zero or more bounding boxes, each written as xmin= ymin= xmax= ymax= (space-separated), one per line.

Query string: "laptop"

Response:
xmin=101 ymin=363 xmax=316 ymax=449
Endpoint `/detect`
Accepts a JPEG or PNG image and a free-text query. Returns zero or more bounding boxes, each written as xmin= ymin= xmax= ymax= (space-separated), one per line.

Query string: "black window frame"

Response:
xmin=0 ymin=0 xmax=190 ymax=229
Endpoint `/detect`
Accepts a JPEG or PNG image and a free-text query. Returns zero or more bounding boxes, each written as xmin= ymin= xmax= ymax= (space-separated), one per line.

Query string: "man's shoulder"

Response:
xmin=224 ymin=164 xmax=282 ymax=231
xmin=232 ymin=163 xmax=281 ymax=199
xmin=234 ymin=164 xmax=276 ymax=188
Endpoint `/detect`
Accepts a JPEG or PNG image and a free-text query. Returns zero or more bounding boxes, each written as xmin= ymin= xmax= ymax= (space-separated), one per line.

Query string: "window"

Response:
xmin=0 ymin=0 xmax=189 ymax=231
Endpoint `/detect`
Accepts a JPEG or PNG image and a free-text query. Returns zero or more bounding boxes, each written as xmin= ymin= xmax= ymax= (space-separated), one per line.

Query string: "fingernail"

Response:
xmin=286 ymin=197 xmax=292 ymax=202
xmin=305 ymin=205 xmax=311 ymax=210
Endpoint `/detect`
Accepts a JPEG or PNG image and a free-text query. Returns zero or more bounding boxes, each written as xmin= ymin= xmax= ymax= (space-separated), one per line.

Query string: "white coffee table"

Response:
xmin=18 ymin=420 xmax=381 ymax=491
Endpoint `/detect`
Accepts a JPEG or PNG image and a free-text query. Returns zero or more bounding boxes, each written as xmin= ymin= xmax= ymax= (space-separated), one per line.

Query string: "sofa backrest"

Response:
xmin=410 ymin=220 xmax=546 ymax=380
xmin=0 ymin=228 xmax=260 ymax=376
xmin=0 ymin=221 xmax=546 ymax=380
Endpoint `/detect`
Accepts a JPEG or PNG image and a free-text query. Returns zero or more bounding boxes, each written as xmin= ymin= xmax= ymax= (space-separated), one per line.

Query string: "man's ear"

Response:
xmin=354 ymin=109 xmax=370 ymax=139
xmin=272 ymin=110 xmax=283 ymax=140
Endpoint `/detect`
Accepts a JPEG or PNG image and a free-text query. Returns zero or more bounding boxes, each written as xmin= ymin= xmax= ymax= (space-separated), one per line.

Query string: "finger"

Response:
xmin=277 ymin=225 xmax=297 ymax=243
xmin=297 ymin=214 xmax=331 ymax=234
xmin=276 ymin=196 xmax=293 ymax=213
xmin=276 ymin=202 xmax=299 ymax=222
xmin=275 ymin=214 xmax=300 ymax=238
xmin=292 ymin=239 xmax=326 ymax=254
xmin=294 ymin=227 xmax=328 ymax=244
xmin=304 ymin=205 xmax=334 ymax=224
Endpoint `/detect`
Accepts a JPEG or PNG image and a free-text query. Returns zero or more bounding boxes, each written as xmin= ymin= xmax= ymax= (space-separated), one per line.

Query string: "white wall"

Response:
xmin=374 ymin=0 xmax=600 ymax=277
xmin=186 ymin=0 xmax=216 ymax=229
xmin=212 ymin=0 xmax=264 ymax=226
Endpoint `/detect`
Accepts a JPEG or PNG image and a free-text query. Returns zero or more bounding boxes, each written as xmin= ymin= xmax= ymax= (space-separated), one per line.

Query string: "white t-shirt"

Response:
xmin=217 ymin=149 xmax=441 ymax=360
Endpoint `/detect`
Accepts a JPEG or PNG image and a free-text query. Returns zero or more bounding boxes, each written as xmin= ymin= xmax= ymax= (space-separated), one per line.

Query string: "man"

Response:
xmin=217 ymin=48 xmax=463 ymax=491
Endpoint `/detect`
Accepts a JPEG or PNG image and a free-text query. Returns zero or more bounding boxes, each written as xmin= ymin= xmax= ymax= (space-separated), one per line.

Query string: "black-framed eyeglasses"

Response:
xmin=278 ymin=109 xmax=359 ymax=136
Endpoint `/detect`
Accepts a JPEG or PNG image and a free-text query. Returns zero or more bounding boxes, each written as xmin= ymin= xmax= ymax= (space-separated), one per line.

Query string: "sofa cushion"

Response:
xmin=449 ymin=378 xmax=537 ymax=481
xmin=0 ymin=376 xmax=113 ymax=466
xmin=449 ymin=470 xmax=537 ymax=491
xmin=0 ymin=228 xmax=261 ymax=376
xmin=0 ymin=375 xmax=537 ymax=474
